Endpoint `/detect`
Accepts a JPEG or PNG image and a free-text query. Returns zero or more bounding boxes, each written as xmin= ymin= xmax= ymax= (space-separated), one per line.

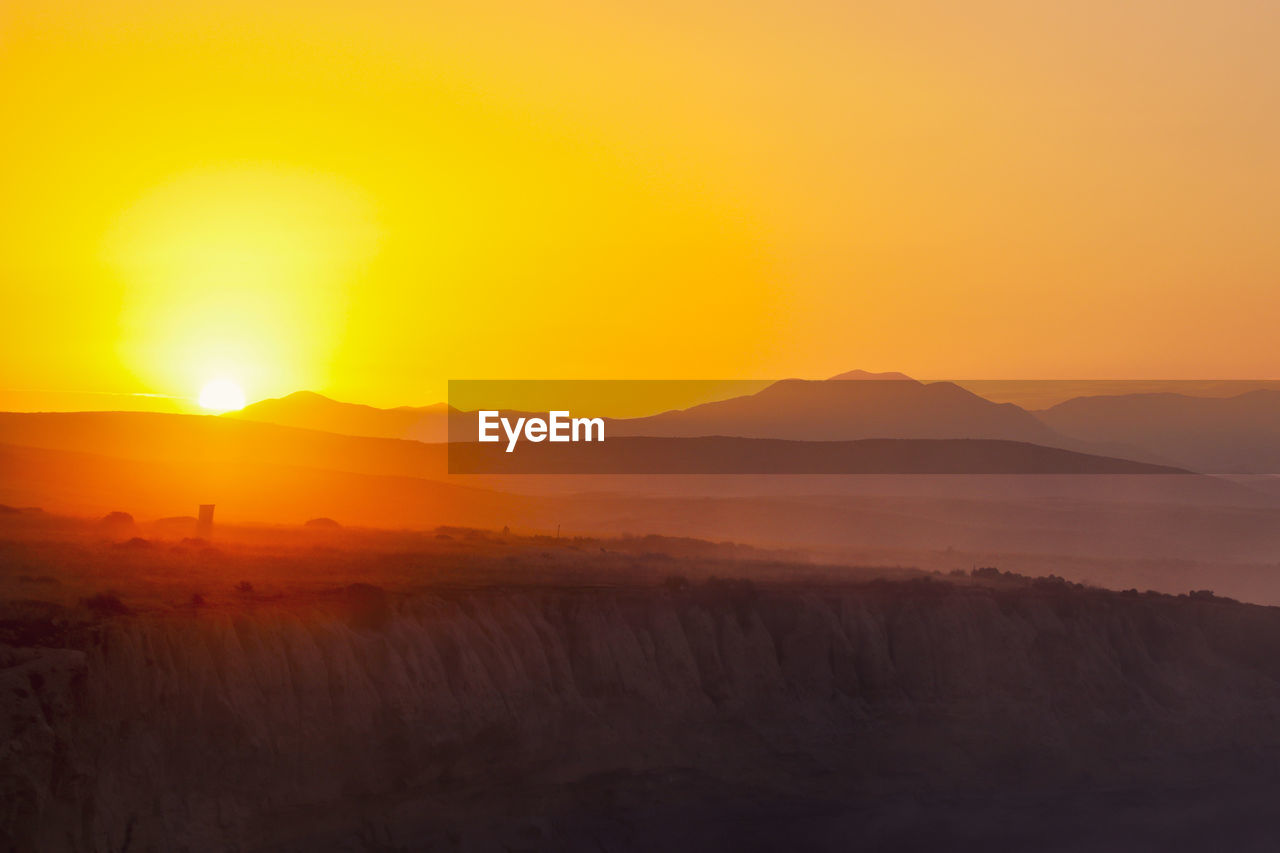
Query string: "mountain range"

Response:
xmin=229 ymin=372 xmax=1280 ymax=474
xmin=5 ymin=382 xmax=1280 ymax=565
xmin=238 ymin=372 xmax=1067 ymax=446
xmin=605 ymin=377 xmax=1061 ymax=443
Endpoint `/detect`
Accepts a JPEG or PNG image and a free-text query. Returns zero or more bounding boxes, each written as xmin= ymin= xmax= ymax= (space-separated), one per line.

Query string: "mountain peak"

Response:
xmin=274 ymin=390 xmax=337 ymax=405
xmin=828 ymin=369 xmax=916 ymax=382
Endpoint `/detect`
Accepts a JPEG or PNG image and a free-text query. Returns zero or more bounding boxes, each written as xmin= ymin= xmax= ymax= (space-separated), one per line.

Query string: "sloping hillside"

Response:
xmin=230 ymin=391 xmax=453 ymax=442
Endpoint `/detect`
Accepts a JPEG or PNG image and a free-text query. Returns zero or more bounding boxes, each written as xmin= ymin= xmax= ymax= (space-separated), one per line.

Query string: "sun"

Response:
xmin=198 ymin=378 xmax=247 ymax=412
xmin=106 ymin=166 xmax=381 ymax=402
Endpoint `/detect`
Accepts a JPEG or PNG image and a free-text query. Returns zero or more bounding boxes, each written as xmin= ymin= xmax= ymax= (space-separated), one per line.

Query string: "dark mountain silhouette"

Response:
xmin=1037 ymin=390 xmax=1280 ymax=473
xmin=229 ymin=390 xmax=452 ymax=442
xmin=222 ymin=376 xmax=1133 ymax=462
xmin=216 ymin=379 xmax=1280 ymax=477
xmin=228 ymin=374 xmax=1066 ymax=447
xmin=607 ymin=378 xmax=1067 ymax=443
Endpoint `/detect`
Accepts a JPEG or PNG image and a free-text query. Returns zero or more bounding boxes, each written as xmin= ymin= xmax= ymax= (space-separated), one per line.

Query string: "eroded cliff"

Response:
xmin=7 ymin=580 xmax=1280 ymax=851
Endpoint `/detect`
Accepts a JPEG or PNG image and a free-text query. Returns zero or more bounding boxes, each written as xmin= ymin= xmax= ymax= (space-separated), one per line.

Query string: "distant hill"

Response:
xmin=214 ymin=380 xmax=1280 ymax=476
xmin=229 ymin=391 xmax=452 ymax=442
xmin=226 ymin=376 xmax=1072 ymax=448
xmin=1037 ymin=390 xmax=1280 ymax=473
xmin=80 ymin=376 xmax=1280 ymax=478
xmin=828 ymin=369 xmax=916 ymax=382
xmin=607 ymin=378 xmax=1067 ymax=444
xmin=219 ymin=378 xmax=1181 ymax=468
xmin=223 ymin=373 xmax=1049 ymax=446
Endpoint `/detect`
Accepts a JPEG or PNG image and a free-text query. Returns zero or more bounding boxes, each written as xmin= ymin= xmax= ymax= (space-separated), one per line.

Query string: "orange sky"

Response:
xmin=3 ymin=0 xmax=1280 ymax=412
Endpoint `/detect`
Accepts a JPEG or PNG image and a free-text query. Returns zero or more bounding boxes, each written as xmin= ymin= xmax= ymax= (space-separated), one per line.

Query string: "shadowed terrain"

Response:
xmin=5 ymin=516 xmax=1280 ymax=850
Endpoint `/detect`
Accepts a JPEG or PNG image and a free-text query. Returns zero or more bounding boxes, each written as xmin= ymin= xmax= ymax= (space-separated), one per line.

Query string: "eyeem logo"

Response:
xmin=477 ymin=410 xmax=605 ymax=453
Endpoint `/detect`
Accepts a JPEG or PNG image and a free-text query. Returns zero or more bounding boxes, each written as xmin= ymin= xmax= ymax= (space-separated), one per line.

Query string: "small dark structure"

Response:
xmin=196 ymin=504 xmax=215 ymax=538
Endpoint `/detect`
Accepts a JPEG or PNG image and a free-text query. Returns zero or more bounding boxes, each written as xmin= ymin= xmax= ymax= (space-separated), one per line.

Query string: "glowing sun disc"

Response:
xmin=198 ymin=379 xmax=246 ymax=412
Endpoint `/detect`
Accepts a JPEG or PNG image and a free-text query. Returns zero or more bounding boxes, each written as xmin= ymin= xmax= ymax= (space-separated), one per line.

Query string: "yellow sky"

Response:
xmin=3 ymin=0 xmax=1280 ymax=411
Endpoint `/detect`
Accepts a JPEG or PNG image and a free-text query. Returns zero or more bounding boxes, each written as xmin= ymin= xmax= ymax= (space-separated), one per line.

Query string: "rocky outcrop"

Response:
xmin=6 ymin=582 xmax=1280 ymax=850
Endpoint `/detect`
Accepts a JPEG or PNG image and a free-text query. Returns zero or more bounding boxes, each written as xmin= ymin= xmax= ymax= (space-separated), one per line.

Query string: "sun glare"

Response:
xmin=198 ymin=378 xmax=247 ymax=412
xmin=105 ymin=166 xmax=381 ymax=402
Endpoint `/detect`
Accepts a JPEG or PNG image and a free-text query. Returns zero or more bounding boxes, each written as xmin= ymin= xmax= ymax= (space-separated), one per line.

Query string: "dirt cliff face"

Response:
xmin=7 ymin=581 xmax=1280 ymax=851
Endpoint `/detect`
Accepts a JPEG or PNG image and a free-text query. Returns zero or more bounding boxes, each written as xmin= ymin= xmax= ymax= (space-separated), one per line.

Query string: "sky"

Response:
xmin=3 ymin=0 xmax=1280 ymax=411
